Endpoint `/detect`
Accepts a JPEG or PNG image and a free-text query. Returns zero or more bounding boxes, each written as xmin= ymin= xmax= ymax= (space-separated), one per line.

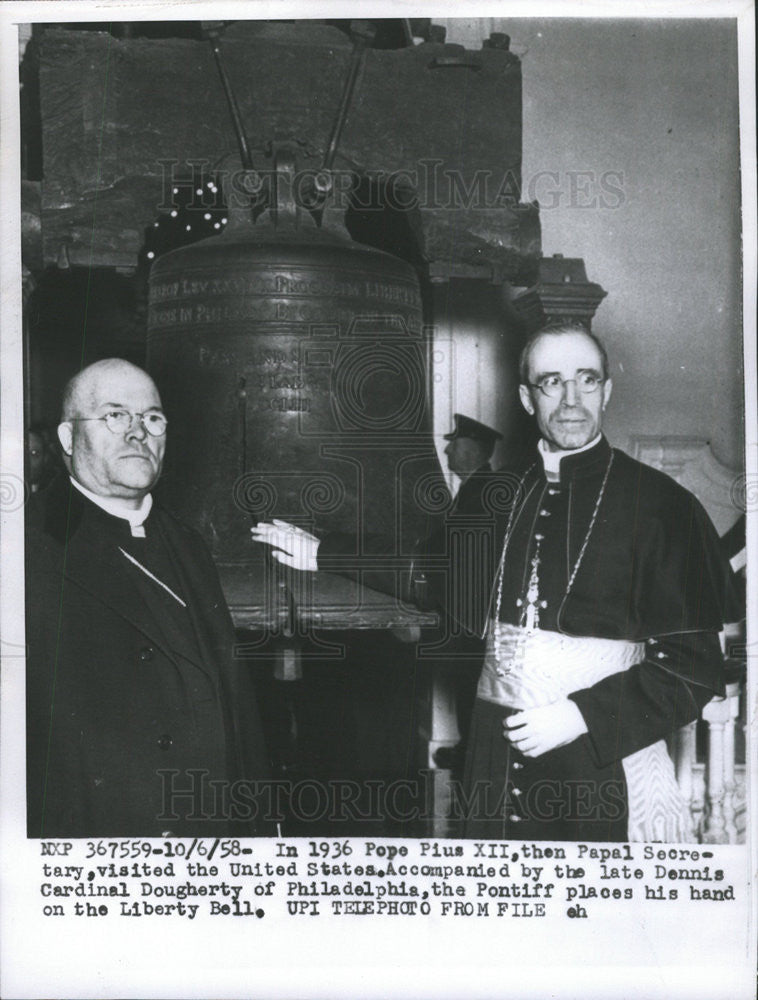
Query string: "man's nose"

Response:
xmin=561 ymin=379 xmax=579 ymax=406
xmin=126 ymin=415 xmax=148 ymax=441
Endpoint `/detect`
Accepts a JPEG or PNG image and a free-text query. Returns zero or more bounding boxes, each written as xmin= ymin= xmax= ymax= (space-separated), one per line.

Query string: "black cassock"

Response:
xmin=26 ymin=478 xmax=270 ymax=838
xmin=459 ymin=436 xmax=731 ymax=842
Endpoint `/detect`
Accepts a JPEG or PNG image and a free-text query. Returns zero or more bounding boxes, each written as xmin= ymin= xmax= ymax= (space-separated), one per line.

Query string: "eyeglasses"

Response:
xmin=526 ymin=373 xmax=605 ymax=398
xmin=71 ymin=410 xmax=168 ymax=437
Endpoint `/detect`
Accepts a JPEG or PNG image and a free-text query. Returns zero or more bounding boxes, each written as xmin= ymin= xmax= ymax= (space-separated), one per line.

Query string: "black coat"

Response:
xmin=26 ymin=478 xmax=270 ymax=838
xmin=422 ymin=463 xmax=499 ymax=640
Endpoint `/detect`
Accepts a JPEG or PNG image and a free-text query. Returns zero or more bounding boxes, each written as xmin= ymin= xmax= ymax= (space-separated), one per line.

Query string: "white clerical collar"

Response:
xmin=538 ymin=435 xmax=602 ymax=481
xmin=70 ymin=477 xmax=153 ymax=537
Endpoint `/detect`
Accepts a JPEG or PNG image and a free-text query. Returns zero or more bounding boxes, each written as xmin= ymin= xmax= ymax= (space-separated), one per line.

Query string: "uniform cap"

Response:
xmin=443 ymin=414 xmax=503 ymax=446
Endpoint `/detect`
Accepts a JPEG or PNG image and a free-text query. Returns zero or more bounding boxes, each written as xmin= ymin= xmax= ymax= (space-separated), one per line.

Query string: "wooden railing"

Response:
xmin=671 ymin=673 xmax=747 ymax=844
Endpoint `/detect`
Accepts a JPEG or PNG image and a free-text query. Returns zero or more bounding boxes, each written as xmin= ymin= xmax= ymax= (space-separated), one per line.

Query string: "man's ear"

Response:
xmin=602 ymin=378 xmax=613 ymax=411
xmin=57 ymin=422 xmax=73 ymax=457
xmin=518 ymin=384 xmax=535 ymax=415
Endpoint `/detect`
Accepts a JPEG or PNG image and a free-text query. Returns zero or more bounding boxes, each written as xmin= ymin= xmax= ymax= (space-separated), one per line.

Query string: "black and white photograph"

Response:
xmin=1 ymin=2 xmax=756 ymax=998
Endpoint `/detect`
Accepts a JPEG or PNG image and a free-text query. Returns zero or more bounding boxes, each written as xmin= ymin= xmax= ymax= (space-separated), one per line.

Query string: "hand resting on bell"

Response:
xmin=250 ymin=519 xmax=320 ymax=571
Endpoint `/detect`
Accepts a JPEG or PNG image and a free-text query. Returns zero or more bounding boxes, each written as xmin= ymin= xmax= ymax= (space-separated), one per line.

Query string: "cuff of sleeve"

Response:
xmin=567 ymin=691 xmax=606 ymax=767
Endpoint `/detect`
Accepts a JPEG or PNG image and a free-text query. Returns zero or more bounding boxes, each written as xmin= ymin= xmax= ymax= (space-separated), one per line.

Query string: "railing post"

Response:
xmin=722 ymin=681 xmax=741 ymax=843
xmin=701 ymin=694 xmax=731 ymax=843
xmin=674 ymin=720 xmax=698 ymax=834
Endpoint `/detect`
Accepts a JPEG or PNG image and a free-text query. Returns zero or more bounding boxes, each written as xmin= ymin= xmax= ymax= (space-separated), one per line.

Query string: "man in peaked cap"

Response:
xmin=433 ymin=415 xmax=504 ymax=771
xmin=443 ymin=413 xmax=502 ymax=516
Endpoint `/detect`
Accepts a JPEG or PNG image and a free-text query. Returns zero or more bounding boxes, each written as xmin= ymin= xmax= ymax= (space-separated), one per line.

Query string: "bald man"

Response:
xmin=26 ymin=359 xmax=269 ymax=838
